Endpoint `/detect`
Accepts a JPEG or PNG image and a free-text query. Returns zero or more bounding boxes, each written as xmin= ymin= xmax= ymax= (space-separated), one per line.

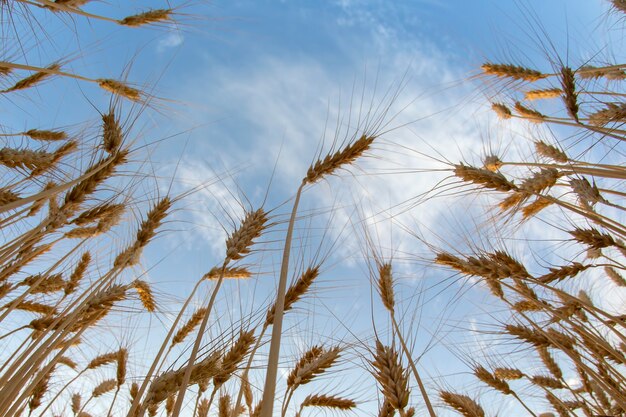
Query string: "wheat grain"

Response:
xmin=494 ymin=367 xmax=524 ymax=380
xmin=534 ymin=141 xmax=568 ymax=163
xmin=266 ymin=265 xmax=320 ymax=325
xmin=605 ymin=267 xmax=626 ymax=287
xmin=133 ymin=280 xmax=156 ymax=312
xmin=3 ymin=63 xmax=61 ymax=92
xmin=378 ymin=262 xmax=395 ymax=312
xmin=560 ymin=67 xmax=579 ymax=122
xmin=203 ymin=266 xmax=251 ymax=280
xmin=474 ymin=366 xmax=512 ymax=395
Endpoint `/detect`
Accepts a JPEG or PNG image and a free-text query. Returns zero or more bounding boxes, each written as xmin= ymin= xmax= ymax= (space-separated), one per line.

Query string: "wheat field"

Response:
xmin=0 ymin=1 xmax=624 ymax=417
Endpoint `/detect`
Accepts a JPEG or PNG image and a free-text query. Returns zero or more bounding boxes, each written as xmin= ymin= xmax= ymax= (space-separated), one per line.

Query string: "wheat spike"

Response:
xmin=133 ymin=280 xmax=156 ymax=312
xmin=579 ymin=65 xmax=626 ymax=80
xmin=534 ymin=141 xmax=568 ymax=163
xmin=172 ymin=307 xmax=208 ymax=345
xmin=304 ymin=134 xmax=375 ymax=184
xmin=71 ymin=393 xmax=81 ymax=414
xmin=117 ymin=348 xmax=128 ymax=386
xmin=57 ymin=356 xmax=78 ymax=370
xmin=29 ymin=365 xmax=55 ymax=411
xmin=493 ymin=367 xmax=524 ymax=380
xmin=440 ymin=391 xmax=485 ymax=417
xmin=4 ymin=63 xmax=61 ymax=92
xmin=93 ymin=379 xmax=117 ymax=397
xmin=606 ymin=266 xmax=626 ymax=287
xmin=539 ymin=262 xmax=590 ymax=284
xmin=287 ymin=345 xmax=341 ymax=390
xmin=102 ymin=111 xmax=123 ymax=153
xmin=377 ymin=262 xmax=395 ymax=312
xmin=481 ymin=63 xmax=546 ymax=82
xmin=88 ymin=351 xmax=119 ymax=369
xmin=203 ymin=266 xmax=251 ymax=280
xmin=514 ymin=101 xmax=546 ymax=122
xmin=97 ymin=79 xmax=142 ymax=101
xmin=25 ymin=129 xmax=67 ymax=141
xmin=213 ymin=330 xmax=256 ymax=388
xmin=301 ymin=394 xmax=356 ymax=410
xmin=588 ymin=102 xmax=626 ymax=126
xmin=474 ymin=365 xmax=512 ymax=395
xmin=524 ymin=88 xmax=562 ymax=100
xmin=0 ymin=189 xmax=19 ymax=205
xmin=119 ymin=9 xmax=172 ymax=27
xmin=225 ymin=208 xmax=268 ymax=263
xmin=12 ymin=300 xmax=57 ymax=315
xmin=454 ymin=164 xmax=516 ymax=191
xmin=531 ymin=375 xmax=565 ymax=389
xmin=491 ymin=102 xmax=512 ymax=119
xmin=197 ymin=398 xmax=209 ymax=417
xmin=114 ymin=197 xmax=171 ymax=269
xmin=266 ymin=265 xmax=320 ymax=325
xmin=560 ymin=67 xmax=579 ymax=122
xmin=371 ymin=341 xmax=409 ymax=412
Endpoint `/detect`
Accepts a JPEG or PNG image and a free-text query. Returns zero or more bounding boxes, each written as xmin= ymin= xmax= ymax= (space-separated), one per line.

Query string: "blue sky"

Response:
xmin=2 ymin=0 xmax=621 ymax=416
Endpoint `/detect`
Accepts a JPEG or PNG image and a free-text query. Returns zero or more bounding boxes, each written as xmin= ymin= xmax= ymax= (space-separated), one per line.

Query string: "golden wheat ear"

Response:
xmin=304 ymin=134 xmax=375 ymax=184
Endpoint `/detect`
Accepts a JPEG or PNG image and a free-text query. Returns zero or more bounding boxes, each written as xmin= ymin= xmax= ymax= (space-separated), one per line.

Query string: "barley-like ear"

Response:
xmin=29 ymin=366 xmax=55 ymax=411
xmin=534 ymin=141 xmax=568 ymax=163
xmin=0 ymin=189 xmax=19 ymax=205
xmin=537 ymin=346 xmax=562 ymax=379
xmin=288 ymin=345 xmax=341 ymax=390
xmin=605 ymin=266 xmax=626 ymax=287
xmin=97 ymin=79 xmax=142 ymax=101
xmin=117 ymin=348 xmax=128 ymax=386
xmin=102 ymin=111 xmax=123 ymax=153
xmin=371 ymin=341 xmax=409 ymax=412
xmin=579 ymin=65 xmax=626 ymax=80
xmin=522 ymin=197 xmax=553 ymax=219
xmin=88 ymin=351 xmax=120 ymax=370
xmin=213 ymin=330 xmax=255 ymax=389
xmin=481 ymin=63 xmax=546 ymax=82
xmin=25 ymin=129 xmax=67 ymax=141
xmin=493 ymin=367 xmax=524 ymax=380
xmin=133 ymin=280 xmax=156 ymax=312
xmin=560 ymin=67 xmax=579 ymax=122
xmin=539 ymin=262 xmax=590 ymax=284
xmin=12 ymin=300 xmax=57 ymax=315
xmin=439 ymin=391 xmax=485 ymax=417
xmin=93 ymin=379 xmax=117 ymax=397
xmin=377 ymin=262 xmax=395 ymax=312
xmin=58 ymin=356 xmax=78 ymax=370
xmin=71 ymin=393 xmax=81 ymax=415
xmin=588 ymin=102 xmax=626 ymax=126
xmin=524 ymin=88 xmax=562 ymax=100
xmin=172 ymin=307 xmax=208 ymax=345
xmin=266 ymin=265 xmax=320 ymax=325
xmin=196 ymin=398 xmax=209 ymax=417
xmin=514 ymin=102 xmax=546 ymax=122
xmin=203 ymin=266 xmax=251 ymax=280
xmin=225 ymin=208 xmax=268 ymax=263
xmin=474 ymin=365 xmax=512 ymax=395
xmin=119 ymin=9 xmax=172 ymax=27
xmin=114 ymin=197 xmax=171 ymax=269
xmin=491 ymin=103 xmax=512 ymax=119
xmin=3 ymin=63 xmax=61 ymax=92
xmin=301 ymin=394 xmax=356 ymax=410
xmin=454 ymin=164 xmax=516 ymax=192
xmin=304 ymin=134 xmax=375 ymax=184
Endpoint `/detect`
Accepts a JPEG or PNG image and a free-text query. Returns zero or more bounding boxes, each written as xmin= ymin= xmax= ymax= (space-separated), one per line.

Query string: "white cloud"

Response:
xmin=157 ymin=30 xmax=184 ymax=52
